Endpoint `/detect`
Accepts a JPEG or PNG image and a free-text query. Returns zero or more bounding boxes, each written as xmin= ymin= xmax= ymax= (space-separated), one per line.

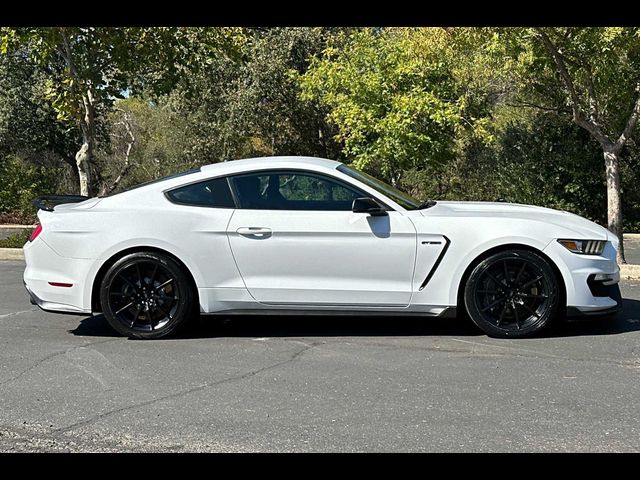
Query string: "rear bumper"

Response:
xmin=23 ymin=238 xmax=92 ymax=315
xmin=24 ymin=281 xmax=89 ymax=315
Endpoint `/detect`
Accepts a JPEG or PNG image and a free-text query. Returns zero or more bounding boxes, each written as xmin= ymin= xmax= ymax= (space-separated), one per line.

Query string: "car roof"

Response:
xmin=200 ymin=156 xmax=343 ymax=173
xmin=97 ymin=156 xmax=345 ymax=203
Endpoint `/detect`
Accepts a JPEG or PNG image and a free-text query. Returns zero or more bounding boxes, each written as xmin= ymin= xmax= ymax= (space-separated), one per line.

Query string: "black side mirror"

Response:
xmin=352 ymin=197 xmax=388 ymax=216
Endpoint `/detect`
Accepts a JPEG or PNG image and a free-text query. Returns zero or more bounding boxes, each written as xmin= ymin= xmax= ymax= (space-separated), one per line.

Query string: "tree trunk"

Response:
xmin=76 ymin=89 xmax=96 ymax=197
xmin=604 ymin=147 xmax=626 ymax=264
xmin=75 ymin=142 xmax=91 ymax=197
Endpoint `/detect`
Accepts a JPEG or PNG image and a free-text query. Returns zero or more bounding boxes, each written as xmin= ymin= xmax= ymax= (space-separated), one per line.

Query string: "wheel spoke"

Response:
xmin=503 ymin=260 xmax=510 ymax=285
xmin=521 ymin=303 xmax=541 ymax=319
xmin=110 ymin=292 xmax=128 ymax=296
xmin=130 ymin=305 xmax=142 ymax=328
xmin=156 ymin=304 xmax=172 ymax=321
xmin=135 ymin=262 xmax=143 ymax=286
xmin=518 ymin=293 xmax=548 ymax=299
xmin=514 ymin=304 xmax=521 ymax=329
xmin=514 ymin=261 xmax=527 ymax=285
xmin=496 ymin=303 xmax=508 ymax=326
xmin=150 ymin=263 xmax=159 ymax=284
xmin=480 ymin=296 xmax=506 ymax=312
xmin=158 ymin=293 xmax=179 ymax=301
xmin=519 ymin=275 xmax=543 ymax=289
xmin=115 ymin=301 xmax=134 ymax=315
xmin=485 ymin=270 xmax=507 ymax=289
xmin=118 ymin=273 xmax=138 ymax=290
xmin=154 ymin=278 xmax=174 ymax=291
xmin=477 ymin=289 xmax=499 ymax=294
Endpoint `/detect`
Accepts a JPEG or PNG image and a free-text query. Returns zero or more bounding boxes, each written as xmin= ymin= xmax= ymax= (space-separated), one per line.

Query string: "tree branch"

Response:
xmin=100 ymin=110 xmax=136 ymax=196
xmin=504 ymin=100 xmax=566 ymax=113
xmin=585 ymin=66 xmax=600 ymax=121
xmin=616 ymin=83 xmax=640 ymax=151
xmin=58 ymin=28 xmax=79 ymax=84
xmin=534 ymin=28 xmax=612 ymax=147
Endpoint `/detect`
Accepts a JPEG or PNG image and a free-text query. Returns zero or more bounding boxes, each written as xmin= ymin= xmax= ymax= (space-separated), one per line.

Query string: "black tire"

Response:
xmin=464 ymin=249 xmax=560 ymax=338
xmin=100 ymin=252 xmax=195 ymax=339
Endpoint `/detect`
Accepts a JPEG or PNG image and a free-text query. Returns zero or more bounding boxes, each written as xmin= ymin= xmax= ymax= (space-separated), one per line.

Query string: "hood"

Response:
xmin=422 ymin=201 xmax=612 ymax=240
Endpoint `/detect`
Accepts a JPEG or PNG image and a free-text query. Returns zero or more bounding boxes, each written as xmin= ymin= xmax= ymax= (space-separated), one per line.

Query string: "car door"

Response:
xmin=226 ymin=170 xmax=417 ymax=307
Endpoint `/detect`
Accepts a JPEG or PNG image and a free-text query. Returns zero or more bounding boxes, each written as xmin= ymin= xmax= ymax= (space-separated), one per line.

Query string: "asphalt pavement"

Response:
xmin=625 ymin=235 xmax=640 ymax=265
xmin=2 ymin=260 xmax=640 ymax=452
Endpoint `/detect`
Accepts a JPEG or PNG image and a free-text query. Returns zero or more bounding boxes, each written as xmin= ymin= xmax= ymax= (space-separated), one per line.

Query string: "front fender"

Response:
xmin=416 ymin=235 xmax=554 ymax=307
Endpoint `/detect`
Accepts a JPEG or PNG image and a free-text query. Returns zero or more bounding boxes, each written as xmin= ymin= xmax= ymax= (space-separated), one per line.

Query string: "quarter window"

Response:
xmin=229 ymin=171 xmax=366 ymax=211
xmin=166 ymin=177 xmax=235 ymax=208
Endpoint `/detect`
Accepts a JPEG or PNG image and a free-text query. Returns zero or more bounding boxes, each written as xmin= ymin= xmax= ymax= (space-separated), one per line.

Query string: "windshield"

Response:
xmin=337 ymin=164 xmax=422 ymax=210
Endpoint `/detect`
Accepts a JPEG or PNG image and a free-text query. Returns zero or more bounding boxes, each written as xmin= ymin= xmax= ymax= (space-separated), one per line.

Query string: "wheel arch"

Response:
xmin=455 ymin=243 xmax=567 ymax=315
xmin=91 ymin=246 xmax=199 ymax=313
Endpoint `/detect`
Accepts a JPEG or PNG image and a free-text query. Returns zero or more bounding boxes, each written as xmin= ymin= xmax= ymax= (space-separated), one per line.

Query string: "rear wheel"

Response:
xmin=100 ymin=252 xmax=195 ymax=339
xmin=464 ymin=250 xmax=559 ymax=338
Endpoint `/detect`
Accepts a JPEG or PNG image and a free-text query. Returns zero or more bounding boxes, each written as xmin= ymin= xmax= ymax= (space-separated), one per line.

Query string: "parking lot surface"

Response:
xmin=1 ymin=260 xmax=640 ymax=452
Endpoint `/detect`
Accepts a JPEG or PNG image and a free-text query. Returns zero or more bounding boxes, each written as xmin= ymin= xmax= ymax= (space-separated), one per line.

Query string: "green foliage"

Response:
xmin=494 ymin=27 xmax=640 ymax=142
xmin=0 ymin=27 xmax=245 ymax=195
xmin=0 ymin=156 xmax=59 ymax=221
xmin=1 ymin=26 xmax=640 ymax=234
xmin=300 ymin=28 xmax=495 ymax=184
xmin=0 ymin=53 xmax=78 ymax=163
xmin=94 ymin=28 xmax=344 ymax=195
xmin=0 ymin=27 xmax=245 ymax=126
xmin=0 ymin=229 xmax=31 ymax=248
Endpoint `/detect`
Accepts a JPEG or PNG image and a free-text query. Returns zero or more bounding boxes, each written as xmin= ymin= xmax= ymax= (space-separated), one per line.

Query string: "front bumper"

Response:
xmin=566 ymin=282 xmax=622 ymax=318
xmin=543 ymin=239 xmax=622 ymax=318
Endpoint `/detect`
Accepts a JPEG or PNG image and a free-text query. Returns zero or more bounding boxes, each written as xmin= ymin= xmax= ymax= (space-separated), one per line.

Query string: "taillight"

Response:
xmin=29 ymin=224 xmax=42 ymax=242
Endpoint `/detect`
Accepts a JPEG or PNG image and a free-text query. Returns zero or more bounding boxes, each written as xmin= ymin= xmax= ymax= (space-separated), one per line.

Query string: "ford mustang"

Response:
xmin=23 ymin=156 xmax=622 ymax=339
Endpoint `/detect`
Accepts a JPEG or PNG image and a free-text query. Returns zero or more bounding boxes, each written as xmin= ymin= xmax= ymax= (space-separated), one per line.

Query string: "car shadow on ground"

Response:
xmin=69 ymin=298 xmax=640 ymax=340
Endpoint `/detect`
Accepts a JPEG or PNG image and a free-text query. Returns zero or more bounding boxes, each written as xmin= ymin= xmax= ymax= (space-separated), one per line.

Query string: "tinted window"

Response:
xmin=229 ymin=171 xmax=365 ymax=211
xmin=166 ymin=177 xmax=235 ymax=208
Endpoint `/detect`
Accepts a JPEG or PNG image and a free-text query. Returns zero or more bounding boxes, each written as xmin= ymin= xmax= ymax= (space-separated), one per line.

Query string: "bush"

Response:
xmin=0 ymin=155 xmax=60 ymax=223
xmin=0 ymin=229 xmax=31 ymax=248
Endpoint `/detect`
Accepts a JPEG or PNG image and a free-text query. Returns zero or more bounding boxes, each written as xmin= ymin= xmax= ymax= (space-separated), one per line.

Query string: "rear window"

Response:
xmin=166 ymin=177 xmax=235 ymax=208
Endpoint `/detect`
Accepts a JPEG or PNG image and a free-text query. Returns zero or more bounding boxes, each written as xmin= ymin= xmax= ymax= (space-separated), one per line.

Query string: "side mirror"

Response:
xmin=352 ymin=197 xmax=388 ymax=216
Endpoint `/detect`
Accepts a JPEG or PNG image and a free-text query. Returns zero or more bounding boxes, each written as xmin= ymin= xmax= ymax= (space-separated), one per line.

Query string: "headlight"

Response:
xmin=557 ymin=239 xmax=606 ymax=255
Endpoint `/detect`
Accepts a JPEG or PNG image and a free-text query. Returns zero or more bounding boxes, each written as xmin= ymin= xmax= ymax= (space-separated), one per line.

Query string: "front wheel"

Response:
xmin=100 ymin=252 xmax=195 ymax=339
xmin=464 ymin=250 xmax=559 ymax=338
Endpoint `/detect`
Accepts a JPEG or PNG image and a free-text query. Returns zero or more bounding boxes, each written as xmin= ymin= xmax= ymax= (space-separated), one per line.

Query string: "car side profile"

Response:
xmin=23 ymin=156 xmax=622 ymax=339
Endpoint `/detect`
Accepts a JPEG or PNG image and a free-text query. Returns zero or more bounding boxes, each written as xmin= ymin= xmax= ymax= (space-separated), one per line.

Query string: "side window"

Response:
xmin=229 ymin=171 xmax=365 ymax=211
xmin=166 ymin=177 xmax=235 ymax=208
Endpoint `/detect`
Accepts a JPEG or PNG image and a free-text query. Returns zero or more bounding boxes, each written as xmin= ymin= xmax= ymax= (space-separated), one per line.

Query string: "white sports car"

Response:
xmin=23 ymin=156 xmax=622 ymax=339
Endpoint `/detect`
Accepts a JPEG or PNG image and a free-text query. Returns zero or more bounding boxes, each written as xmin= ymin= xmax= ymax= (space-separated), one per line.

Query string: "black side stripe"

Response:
xmin=418 ymin=236 xmax=451 ymax=291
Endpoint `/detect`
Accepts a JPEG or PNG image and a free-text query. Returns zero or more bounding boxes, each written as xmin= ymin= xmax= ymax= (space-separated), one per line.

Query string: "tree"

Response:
xmin=300 ymin=28 xmax=494 ymax=188
xmin=498 ymin=28 xmax=640 ymax=264
xmin=0 ymin=27 xmax=242 ymax=196
xmin=0 ymin=52 xmax=79 ymax=173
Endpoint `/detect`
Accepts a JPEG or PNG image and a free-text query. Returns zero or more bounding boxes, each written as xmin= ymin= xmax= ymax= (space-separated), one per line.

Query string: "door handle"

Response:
xmin=236 ymin=227 xmax=272 ymax=238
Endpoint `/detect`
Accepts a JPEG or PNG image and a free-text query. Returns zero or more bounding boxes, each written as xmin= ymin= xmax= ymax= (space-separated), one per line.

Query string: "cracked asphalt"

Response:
xmin=2 ymin=260 xmax=640 ymax=452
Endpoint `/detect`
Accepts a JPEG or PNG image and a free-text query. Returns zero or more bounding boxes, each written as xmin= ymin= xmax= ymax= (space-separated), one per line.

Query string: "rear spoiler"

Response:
xmin=32 ymin=195 xmax=90 ymax=212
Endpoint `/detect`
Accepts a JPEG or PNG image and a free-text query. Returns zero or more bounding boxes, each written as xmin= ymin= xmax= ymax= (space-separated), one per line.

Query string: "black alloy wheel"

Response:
xmin=464 ymin=250 xmax=559 ymax=338
xmin=100 ymin=252 xmax=195 ymax=339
